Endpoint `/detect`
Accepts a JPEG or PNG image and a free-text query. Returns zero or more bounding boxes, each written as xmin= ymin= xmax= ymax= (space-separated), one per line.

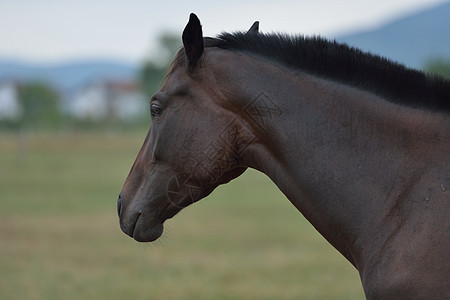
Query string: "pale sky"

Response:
xmin=0 ymin=0 xmax=447 ymax=64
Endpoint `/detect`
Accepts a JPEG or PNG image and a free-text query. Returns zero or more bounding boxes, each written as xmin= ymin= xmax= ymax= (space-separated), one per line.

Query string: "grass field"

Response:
xmin=0 ymin=131 xmax=365 ymax=299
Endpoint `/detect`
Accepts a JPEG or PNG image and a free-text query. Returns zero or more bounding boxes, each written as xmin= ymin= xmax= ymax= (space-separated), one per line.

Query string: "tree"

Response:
xmin=140 ymin=62 xmax=167 ymax=97
xmin=140 ymin=32 xmax=181 ymax=96
xmin=18 ymin=82 xmax=62 ymax=129
xmin=158 ymin=33 xmax=182 ymax=65
xmin=425 ymin=58 xmax=450 ymax=80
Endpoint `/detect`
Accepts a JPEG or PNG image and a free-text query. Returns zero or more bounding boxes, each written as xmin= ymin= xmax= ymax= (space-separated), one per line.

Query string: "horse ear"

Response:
xmin=182 ymin=13 xmax=204 ymax=70
xmin=248 ymin=21 xmax=259 ymax=34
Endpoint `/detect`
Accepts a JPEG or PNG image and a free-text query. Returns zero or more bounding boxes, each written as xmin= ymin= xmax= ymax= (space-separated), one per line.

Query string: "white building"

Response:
xmin=69 ymin=80 xmax=146 ymax=121
xmin=70 ymin=81 xmax=109 ymax=120
xmin=0 ymin=81 xmax=22 ymax=120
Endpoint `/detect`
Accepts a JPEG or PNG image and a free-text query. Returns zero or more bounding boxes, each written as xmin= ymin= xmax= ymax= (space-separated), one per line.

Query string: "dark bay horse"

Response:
xmin=118 ymin=14 xmax=450 ymax=299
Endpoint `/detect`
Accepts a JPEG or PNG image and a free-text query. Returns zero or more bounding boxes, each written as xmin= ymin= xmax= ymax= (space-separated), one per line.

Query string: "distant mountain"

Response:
xmin=336 ymin=1 xmax=450 ymax=69
xmin=0 ymin=59 xmax=137 ymax=91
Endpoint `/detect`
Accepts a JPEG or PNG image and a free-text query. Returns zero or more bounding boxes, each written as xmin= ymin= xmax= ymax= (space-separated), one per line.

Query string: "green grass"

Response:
xmin=0 ymin=131 xmax=365 ymax=299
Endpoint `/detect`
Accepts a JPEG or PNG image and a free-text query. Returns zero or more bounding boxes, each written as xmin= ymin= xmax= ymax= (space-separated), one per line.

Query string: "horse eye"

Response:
xmin=150 ymin=103 xmax=164 ymax=117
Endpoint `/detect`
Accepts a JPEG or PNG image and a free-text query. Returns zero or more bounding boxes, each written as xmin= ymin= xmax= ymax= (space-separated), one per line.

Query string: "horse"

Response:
xmin=118 ymin=13 xmax=450 ymax=299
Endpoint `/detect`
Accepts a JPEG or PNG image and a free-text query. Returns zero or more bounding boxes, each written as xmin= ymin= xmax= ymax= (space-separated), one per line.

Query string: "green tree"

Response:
xmin=18 ymin=82 xmax=62 ymax=129
xmin=140 ymin=62 xmax=167 ymax=97
xmin=140 ymin=32 xmax=181 ymax=96
xmin=425 ymin=58 xmax=450 ymax=80
xmin=158 ymin=33 xmax=181 ymax=65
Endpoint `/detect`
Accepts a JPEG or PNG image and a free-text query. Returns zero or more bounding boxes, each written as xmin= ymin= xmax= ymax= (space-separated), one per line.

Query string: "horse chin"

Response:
xmin=132 ymin=222 xmax=164 ymax=243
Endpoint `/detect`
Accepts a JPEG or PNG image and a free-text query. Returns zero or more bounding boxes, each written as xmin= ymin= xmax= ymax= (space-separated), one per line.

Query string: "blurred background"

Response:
xmin=1 ymin=1 xmax=449 ymax=299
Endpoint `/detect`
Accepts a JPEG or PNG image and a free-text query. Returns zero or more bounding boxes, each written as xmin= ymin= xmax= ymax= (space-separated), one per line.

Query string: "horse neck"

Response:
xmin=208 ymin=49 xmax=448 ymax=268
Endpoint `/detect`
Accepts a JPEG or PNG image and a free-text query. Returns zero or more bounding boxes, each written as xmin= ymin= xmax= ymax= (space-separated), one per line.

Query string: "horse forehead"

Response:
xmin=163 ymin=64 xmax=191 ymax=89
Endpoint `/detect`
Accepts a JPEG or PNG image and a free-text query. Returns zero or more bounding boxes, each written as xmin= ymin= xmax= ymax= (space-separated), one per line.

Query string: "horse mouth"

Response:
xmin=132 ymin=221 xmax=164 ymax=242
xmin=117 ymin=192 xmax=186 ymax=242
xmin=119 ymin=210 xmax=164 ymax=242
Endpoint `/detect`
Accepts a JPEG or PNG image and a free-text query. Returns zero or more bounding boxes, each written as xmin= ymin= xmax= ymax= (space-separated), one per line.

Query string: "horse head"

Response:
xmin=118 ymin=14 xmax=254 ymax=242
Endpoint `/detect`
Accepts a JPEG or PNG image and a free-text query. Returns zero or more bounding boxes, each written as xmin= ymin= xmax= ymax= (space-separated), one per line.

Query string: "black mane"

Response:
xmin=205 ymin=32 xmax=450 ymax=112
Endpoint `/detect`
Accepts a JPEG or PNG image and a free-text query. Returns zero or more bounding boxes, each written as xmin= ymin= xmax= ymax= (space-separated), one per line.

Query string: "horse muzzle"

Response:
xmin=117 ymin=192 xmax=165 ymax=242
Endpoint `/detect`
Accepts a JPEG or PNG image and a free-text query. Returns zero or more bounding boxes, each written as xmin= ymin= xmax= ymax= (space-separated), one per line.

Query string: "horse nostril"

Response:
xmin=117 ymin=193 xmax=124 ymax=219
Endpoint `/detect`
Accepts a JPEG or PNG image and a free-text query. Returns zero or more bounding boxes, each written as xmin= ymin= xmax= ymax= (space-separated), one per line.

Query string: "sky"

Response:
xmin=0 ymin=0 xmax=447 ymax=65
